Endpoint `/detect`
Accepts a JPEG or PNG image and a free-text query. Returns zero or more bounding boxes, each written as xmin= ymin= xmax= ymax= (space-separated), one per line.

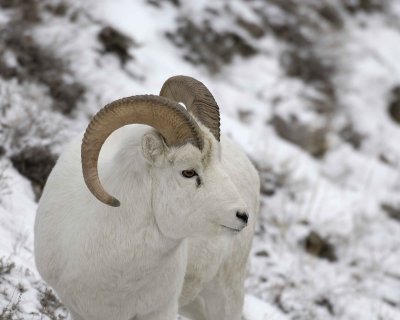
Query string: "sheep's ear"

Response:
xmin=141 ymin=131 xmax=166 ymax=165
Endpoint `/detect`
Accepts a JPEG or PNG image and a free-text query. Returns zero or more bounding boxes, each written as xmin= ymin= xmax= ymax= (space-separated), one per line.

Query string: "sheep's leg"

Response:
xmin=136 ymin=301 xmax=178 ymax=320
xmin=200 ymin=237 xmax=250 ymax=320
xmin=199 ymin=279 xmax=244 ymax=320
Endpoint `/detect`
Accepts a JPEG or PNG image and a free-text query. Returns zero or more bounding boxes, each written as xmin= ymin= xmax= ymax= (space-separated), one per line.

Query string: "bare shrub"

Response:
xmin=0 ymin=258 xmax=67 ymax=320
xmin=38 ymin=288 xmax=66 ymax=320
xmin=0 ymin=258 xmax=15 ymax=275
xmin=0 ymin=293 xmax=22 ymax=320
xmin=166 ymin=17 xmax=257 ymax=73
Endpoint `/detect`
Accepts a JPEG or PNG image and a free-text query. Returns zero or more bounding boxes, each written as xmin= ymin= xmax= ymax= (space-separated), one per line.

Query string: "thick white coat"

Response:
xmin=34 ymin=123 xmax=260 ymax=320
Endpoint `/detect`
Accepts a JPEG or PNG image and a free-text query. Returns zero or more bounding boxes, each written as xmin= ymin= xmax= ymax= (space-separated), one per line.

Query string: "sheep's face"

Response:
xmin=142 ymin=130 xmax=249 ymax=239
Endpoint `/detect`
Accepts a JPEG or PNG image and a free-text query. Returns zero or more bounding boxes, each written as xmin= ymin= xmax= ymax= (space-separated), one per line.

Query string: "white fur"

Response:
xmin=34 ymin=122 xmax=260 ymax=320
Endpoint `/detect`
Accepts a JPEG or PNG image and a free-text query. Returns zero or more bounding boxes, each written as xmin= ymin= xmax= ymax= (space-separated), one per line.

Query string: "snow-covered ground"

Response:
xmin=1 ymin=0 xmax=400 ymax=319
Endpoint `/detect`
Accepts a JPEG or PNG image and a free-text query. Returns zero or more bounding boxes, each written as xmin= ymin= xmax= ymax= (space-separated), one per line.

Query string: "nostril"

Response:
xmin=236 ymin=211 xmax=249 ymax=224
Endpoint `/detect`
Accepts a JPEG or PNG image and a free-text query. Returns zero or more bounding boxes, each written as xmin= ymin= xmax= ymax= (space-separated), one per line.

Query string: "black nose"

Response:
xmin=236 ymin=211 xmax=249 ymax=224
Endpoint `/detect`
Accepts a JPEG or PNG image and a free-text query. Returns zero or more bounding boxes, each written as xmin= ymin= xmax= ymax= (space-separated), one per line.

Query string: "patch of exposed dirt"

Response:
xmin=10 ymin=146 xmax=57 ymax=200
xmin=98 ymin=26 xmax=137 ymax=65
xmin=341 ymin=0 xmax=386 ymax=14
xmin=0 ymin=0 xmax=85 ymax=115
xmin=388 ymin=86 xmax=400 ymax=125
xmin=271 ymin=113 xmax=328 ymax=158
xmin=166 ymin=17 xmax=257 ymax=73
xmin=382 ymin=203 xmax=400 ymax=222
xmin=302 ymin=231 xmax=337 ymax=262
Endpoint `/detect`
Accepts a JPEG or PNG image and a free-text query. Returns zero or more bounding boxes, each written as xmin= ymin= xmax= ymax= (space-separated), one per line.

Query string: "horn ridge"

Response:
xmin=160 ymin=75 xmax=221 ymax=141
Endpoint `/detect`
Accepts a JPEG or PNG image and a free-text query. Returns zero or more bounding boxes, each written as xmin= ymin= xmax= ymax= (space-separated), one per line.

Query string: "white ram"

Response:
xmin=34 ymin=76 xmax=260 ymax=320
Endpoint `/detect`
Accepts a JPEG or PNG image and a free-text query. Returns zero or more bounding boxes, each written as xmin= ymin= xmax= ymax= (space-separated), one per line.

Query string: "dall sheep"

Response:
xmin=34 ymin=75 xmax=260 ymax=320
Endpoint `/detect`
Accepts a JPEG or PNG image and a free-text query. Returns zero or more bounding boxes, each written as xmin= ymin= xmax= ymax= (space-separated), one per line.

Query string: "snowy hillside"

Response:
xmin=1 ymin=0 xmax=400 ymax=319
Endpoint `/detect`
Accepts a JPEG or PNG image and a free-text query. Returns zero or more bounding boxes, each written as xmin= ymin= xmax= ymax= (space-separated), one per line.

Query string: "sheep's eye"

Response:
xmin=181 ymin=170 xmax=197 ymax=178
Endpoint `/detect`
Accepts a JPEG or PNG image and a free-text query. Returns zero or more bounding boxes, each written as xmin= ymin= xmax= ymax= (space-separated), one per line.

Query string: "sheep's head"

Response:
xmin=81 ymin=76 xmax=249 ymax=238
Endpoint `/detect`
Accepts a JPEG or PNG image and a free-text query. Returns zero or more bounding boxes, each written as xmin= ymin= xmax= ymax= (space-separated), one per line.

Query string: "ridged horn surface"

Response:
xmin=160 ymin=75 xmax=220 ymax=141
xmin=81 ymin=94 xmax=203 ymax=207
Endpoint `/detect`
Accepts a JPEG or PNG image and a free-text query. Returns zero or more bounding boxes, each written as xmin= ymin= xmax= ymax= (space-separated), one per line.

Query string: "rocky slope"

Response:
xmin=1 ymin=0 xmax=400 ymax=319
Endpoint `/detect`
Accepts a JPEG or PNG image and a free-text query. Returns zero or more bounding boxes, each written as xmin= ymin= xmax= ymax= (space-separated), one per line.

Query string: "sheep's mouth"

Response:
xmin=220 ymin=225 xmax=242 ymax=232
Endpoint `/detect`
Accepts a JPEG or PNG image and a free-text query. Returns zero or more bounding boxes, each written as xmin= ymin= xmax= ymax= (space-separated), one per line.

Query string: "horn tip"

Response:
xmin=109 ymin=198 xmax=121 ymax=207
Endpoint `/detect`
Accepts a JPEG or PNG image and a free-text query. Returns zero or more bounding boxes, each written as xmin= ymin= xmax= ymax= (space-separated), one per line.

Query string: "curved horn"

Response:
xmin=160 ymin=75 xmax=220 ymax=141
xmin=81 ymin=95 xmax=203 ymax=207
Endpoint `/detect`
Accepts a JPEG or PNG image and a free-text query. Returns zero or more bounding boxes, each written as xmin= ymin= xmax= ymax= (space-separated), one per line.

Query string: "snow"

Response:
xmin=244 ymin=294 xmax=288 ymax=320
xmin=1 ymin=0 xmax=400 ymax=319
